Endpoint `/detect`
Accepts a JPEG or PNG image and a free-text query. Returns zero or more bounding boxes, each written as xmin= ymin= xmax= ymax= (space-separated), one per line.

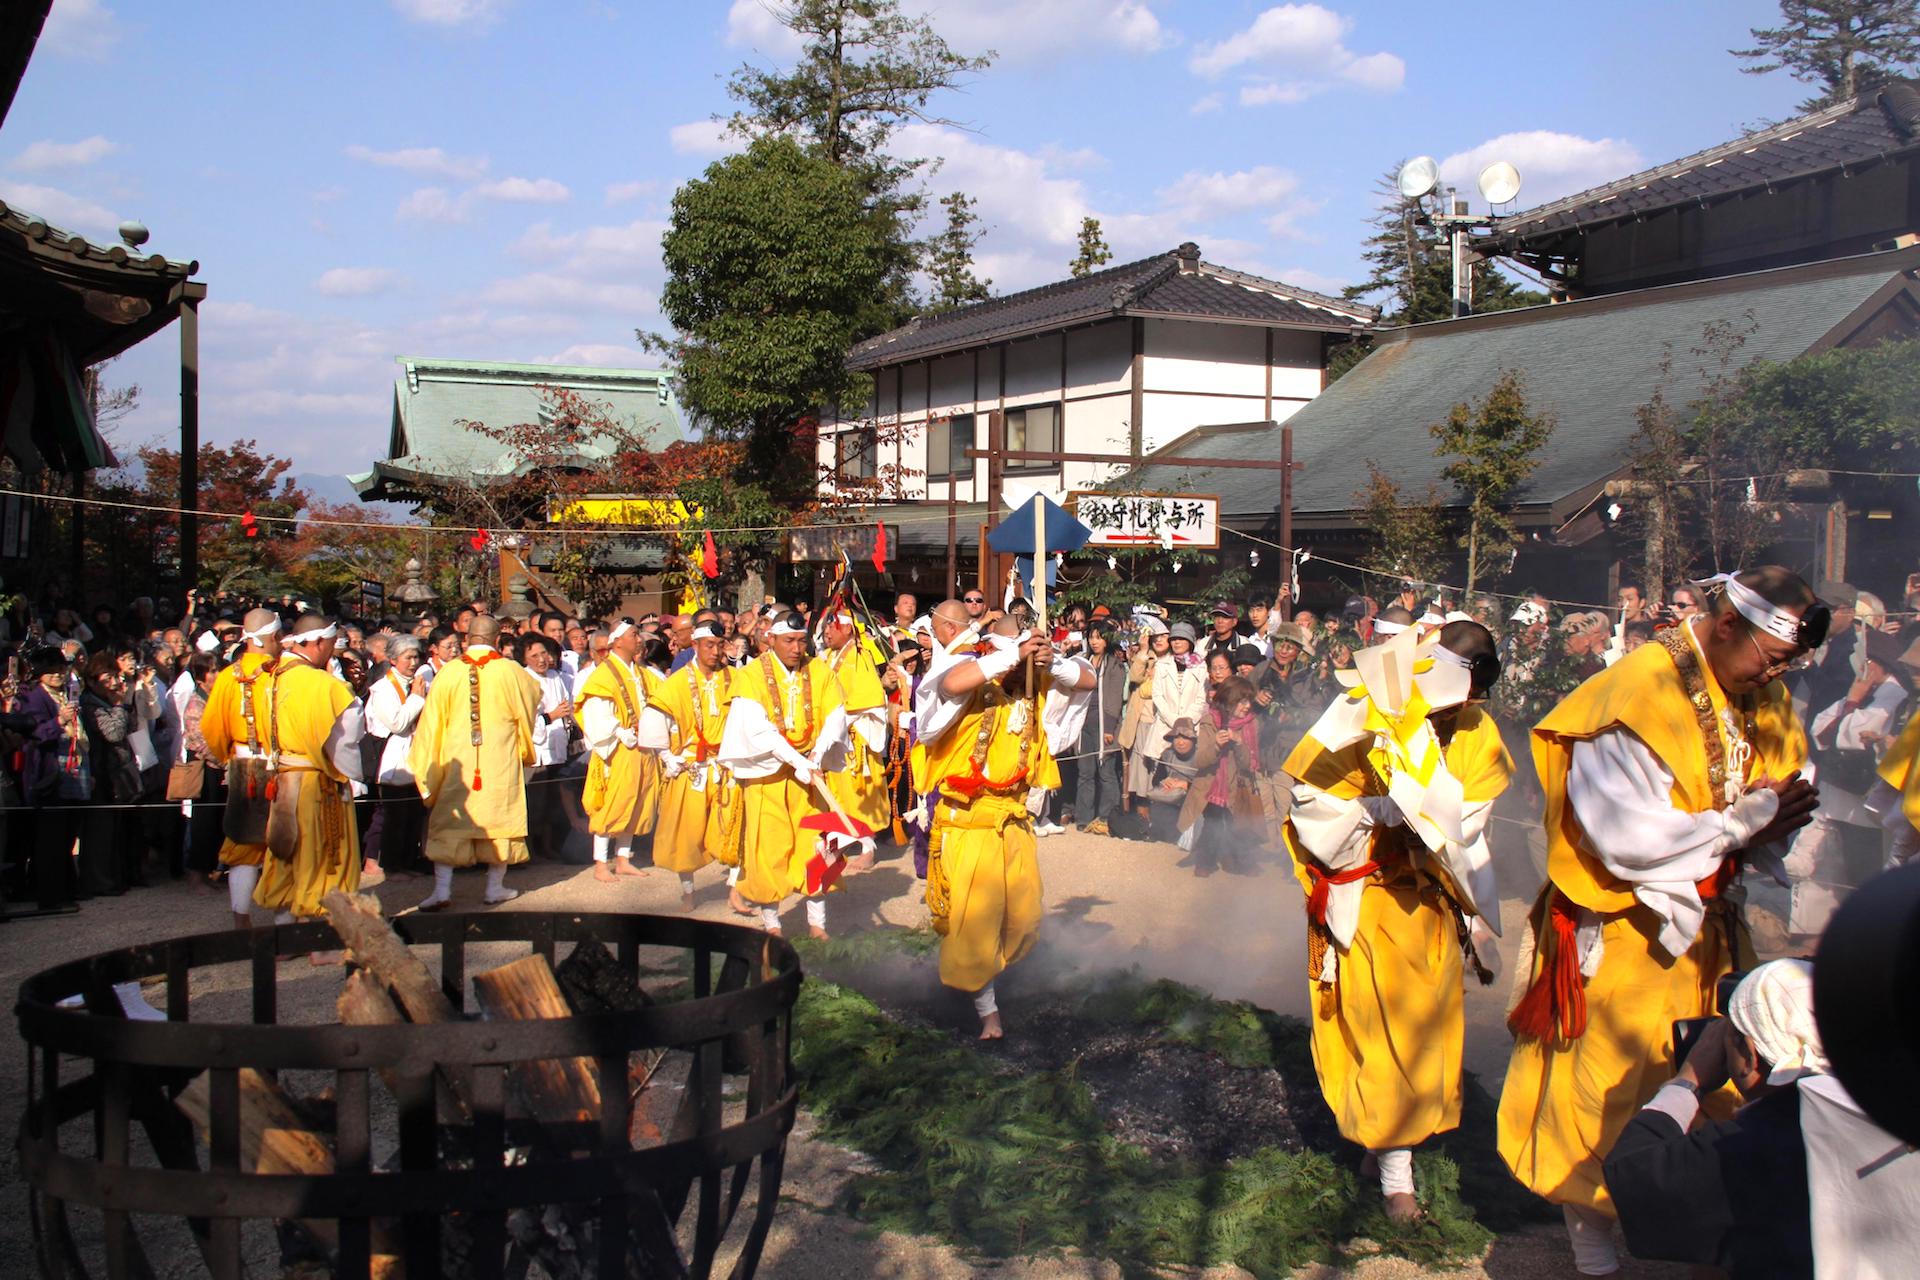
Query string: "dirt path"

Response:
xmin=2 ymin=819 xmax=1698 ymax=1277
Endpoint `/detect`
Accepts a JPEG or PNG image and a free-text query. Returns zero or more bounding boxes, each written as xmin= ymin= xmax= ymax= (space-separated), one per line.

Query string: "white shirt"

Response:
xmin=530 ymin=667 xmax=572 ymax=766
xmin=364 ymin=669 xmax=426 ymax=785
xmin=578 ymin=655 xmax=669 ymax=761
xmin=1810 ymin=677 xmax=1903 ymax=754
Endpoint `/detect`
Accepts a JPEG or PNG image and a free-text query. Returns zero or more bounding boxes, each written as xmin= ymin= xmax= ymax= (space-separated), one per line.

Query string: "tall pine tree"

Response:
xmin=1070 ymin=216 xmax=1113 ymax=277
xmin=1733 ymin=1 xmax=1920 ymax=111
xmin=926 ymin=192 xmax=992 ymax=312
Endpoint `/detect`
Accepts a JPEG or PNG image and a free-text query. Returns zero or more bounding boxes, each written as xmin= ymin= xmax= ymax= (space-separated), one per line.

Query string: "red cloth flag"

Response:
xmin=871 ymin=520 xmax=888 ymax=573
xmin=241 ymin=511 xmax=258 ymax=539
xmin=700 ymin=529 xmax=720 ymax=579
xmin=469 ymin=529 xmax=489 ymax=552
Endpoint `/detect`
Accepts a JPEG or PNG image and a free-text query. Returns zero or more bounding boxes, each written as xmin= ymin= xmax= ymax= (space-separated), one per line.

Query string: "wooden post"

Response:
xmin=1280 ymin=425 xmax=1294 ymax=555
xmin=179 ymin=295 xmax=200 ymax=592
xmin=945 ymin=475 xmax=957 ymax=598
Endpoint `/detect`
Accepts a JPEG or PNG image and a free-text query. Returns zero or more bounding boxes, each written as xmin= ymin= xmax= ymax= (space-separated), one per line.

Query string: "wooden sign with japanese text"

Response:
xmin=1066 ymin=492 xmax=1220 ymax=549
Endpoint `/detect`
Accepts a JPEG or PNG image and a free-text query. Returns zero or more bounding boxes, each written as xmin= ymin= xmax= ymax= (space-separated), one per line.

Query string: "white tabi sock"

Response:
xmin=425 ymin=865 xmax=454 ymax=901
xmin=1562 ymin=1203 xmax=1619 ymax=1275
xmin=226 ymin=864 xmax=260 ymax=917
xmin=679 ymin=874 xmax=696 ymax=895
xmin=1375 ymin=1148 xmax=1414 ymax=1197
xmin=593 ymin=835 xmax=611 ymax=863
xmin=726 ymin=865 xmax=740 ymax=886
xmin=485 ymin=864 xmax=508 ymax=894
xmin=805 ymin=898 xmax=826 ymax=929
xmin=274 ymin=910 xmax=294 ymax=925
xmin=759 ymin=905 xmax=781 ymax=932
xmin=972 ymin=983 xmax=998 ymax=1018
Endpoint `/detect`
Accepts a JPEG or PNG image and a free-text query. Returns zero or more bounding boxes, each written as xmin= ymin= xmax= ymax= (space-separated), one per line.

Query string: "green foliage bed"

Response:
xmin=787 ymin=932 xmax=1545 ymax=1275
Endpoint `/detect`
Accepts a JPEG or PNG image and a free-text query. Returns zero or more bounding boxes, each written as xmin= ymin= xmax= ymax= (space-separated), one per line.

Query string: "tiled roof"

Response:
xmin=1483 ymin=80 xmax=1920 ymax=247
xmin=352 ymin=358 xmax=686 ymax=501
xmin=1121 ymin=247 xmax=1919 ymax=524
xmin=847 ymin=244 xmax=1375 ymax=371
xmin=0 ymin=197 xmax=198 ymax=280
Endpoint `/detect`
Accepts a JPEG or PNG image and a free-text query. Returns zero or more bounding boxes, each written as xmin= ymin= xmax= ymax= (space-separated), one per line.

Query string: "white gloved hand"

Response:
xmin=974 ymin=643 xmax=1022 ymax=681
xmin=1469 ymin=917 xmax=1502 ymax=981
xmin=661 ymin=752 xmax=685 ymax=779
xmin=790 ymin=762 xmax=814 ymax=786
xmin=614 ymin=726 xmax=640 ymax=750
xmin=1358 ymin=794 xmax=1402 ymax=827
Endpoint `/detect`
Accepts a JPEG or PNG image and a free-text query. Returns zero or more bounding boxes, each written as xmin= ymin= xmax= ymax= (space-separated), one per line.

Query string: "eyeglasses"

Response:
xmin=963 ymin=596 xmax=984 ymax=604
xmin=1745 ymin=629 xmax=1811 ymax=677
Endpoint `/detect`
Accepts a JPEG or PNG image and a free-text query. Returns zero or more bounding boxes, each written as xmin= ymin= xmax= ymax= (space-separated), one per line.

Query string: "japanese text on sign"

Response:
xmin=1067 ymin=492 xmax=1219 ymax=549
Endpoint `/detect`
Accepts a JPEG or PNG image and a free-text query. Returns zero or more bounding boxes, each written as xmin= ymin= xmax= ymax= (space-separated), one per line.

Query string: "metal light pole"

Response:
xmin=1397 ymin=157 xmax=1523 ymax=319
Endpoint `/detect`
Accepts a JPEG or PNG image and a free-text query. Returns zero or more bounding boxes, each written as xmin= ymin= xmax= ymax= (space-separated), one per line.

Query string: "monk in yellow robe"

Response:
xmin=818 ymin=607 xmax=891 ymax=855
xmin=1497 ymin=567 xmax=1824 ymax=1276
xmin=199 ymin=607 xmax=283 ymax=930
xmin=409 ymin=615 xmax=543 ymax=910
xmin=1282 ymin=620 xmax=1510 ymax=1221
xmin=575 ymin=620 xmax=669 ymax=882
xmin=716 ymin=610 xmax=848 ymax=937
xmin=252 ymin=615 xmax=365 ymax=924
xmin=1868 ymin=709 xmax=1920 ymax=866
xmin=917 ymin=604 xmax=1094 ymax=1038
xmin=651 ymin=617 xmax=740 ymax=909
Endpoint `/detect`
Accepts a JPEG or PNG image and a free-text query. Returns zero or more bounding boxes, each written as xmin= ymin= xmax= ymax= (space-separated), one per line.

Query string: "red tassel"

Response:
xmin=472 ymin=769 xmax=483 ymax=792
xmin=1508 ymin=897 xmax=1588 ymax=1044
xmin=264 ymin=778 xmax=278 ymax=802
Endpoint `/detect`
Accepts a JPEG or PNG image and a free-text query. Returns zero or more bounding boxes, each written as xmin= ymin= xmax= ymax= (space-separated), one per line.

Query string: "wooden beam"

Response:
xmin=969 ymin=447 xmax=1294 ymax=470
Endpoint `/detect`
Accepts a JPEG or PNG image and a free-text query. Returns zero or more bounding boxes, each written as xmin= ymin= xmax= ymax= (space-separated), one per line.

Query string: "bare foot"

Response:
xmin=678 ymin=891 xmax=696 ymax=914
xmin=593 ymin=862 xmax=616 ymax=882
xmin=728 ymin=886 xmax=756 ymax=916
xmin=763 ymin=926 xmax=782 ymax=938
xmin=308 ymin=950 xmax=345 ymax=967
xmin=808 ymin=925 xmax=830 ymax=940
xmin=359 ymin=859 xmax=385 ymax=887
xmin=613 ymin=857 xmax=647 ymax=877
xmin=1384 ymin=1192 xmax=1422 ymax=1223
xmin=849 ymin=852 xmax=876 ymax=873
xmin=978 ymin=1011 xmax=1004 ymax=1040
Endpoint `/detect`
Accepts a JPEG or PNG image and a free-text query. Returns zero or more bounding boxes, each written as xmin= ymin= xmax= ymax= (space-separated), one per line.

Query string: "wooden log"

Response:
xmin=471 ymin=954 xmax=601 ymax=1127
xmin=320 ymin=891 xmax=457 ymax=1025
xmin=176 ymin=1070 xmax=404 ymax=1278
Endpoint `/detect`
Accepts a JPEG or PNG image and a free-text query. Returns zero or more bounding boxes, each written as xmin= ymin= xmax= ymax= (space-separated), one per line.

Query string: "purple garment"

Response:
xmin=17 ymin=685 xmax=80 ymax=802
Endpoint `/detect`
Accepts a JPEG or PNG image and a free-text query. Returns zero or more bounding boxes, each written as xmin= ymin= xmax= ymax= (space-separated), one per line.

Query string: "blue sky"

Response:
xmin=4 ymin=0 xmax=1811 ymax=481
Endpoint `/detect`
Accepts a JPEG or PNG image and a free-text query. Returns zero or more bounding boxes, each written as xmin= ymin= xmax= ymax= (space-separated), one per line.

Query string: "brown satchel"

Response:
xmin=165 ymin=758 xmax=206 ymax=802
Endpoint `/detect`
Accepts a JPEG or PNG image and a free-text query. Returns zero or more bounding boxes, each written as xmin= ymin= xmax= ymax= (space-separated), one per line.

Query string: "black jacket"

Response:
xmin=1604 ymin=1086 xmax=1810 ymax=1279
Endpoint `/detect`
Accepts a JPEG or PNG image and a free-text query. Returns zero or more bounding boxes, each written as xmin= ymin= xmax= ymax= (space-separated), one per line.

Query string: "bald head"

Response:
xmin=241 ymin=608 xmax=281 ymax=655
xmin=283 ymin=613 xmax=338 ymax=665
xmin=468 ymin=614 xmax=502 ymax=645
xmin=929 ymin=598 xmax=970 ymax=646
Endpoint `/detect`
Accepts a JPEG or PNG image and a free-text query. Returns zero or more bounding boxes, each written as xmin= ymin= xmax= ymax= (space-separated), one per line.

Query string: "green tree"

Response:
xmin=1430 ymin=370 xmax=1555 ymax=595
xmin=926 ymin=191 xmax=991 ymax=312
xmin=1355 ymin=461 xmax=1450 ymax=588
xmin=1732 ymin=1 xmax=1920 ymax=110
xmin=1070 ymin=216 xmax=1112 ymax=277
xmin=725 ymin=0 xmax=993 ymax=321
xmin=654 ymin=136 xmax=897 ymax=495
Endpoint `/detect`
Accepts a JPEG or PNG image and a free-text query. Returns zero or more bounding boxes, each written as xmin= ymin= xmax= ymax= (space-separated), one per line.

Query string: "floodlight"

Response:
xmin=1397 ymin=156 xmax=1439 ymax=201
xmin=1477 ymin=161 xmax=1523 ymax=206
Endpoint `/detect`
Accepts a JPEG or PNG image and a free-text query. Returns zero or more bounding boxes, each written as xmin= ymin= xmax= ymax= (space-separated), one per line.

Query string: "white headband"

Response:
xmin=242 ymin=616 xmax=281 ymax=644
xmin=1696 ymin=573 xmax=1801 ymax=645
xmin=609 ymin=620 xmax=634 ymax=642
xmin=768 ymin=615 xmax=808 ymax=636
xmin=289 ymin=623 xmax=337 ymax=643
xmin=194 ymin=631 xmax=221 ymax=653
xmin=1372 ymin=619 xmax=1406 ymax=637
xmin=690 ymin=622 xmax=722 ymax=641
xmin=1431 ymin=644 xmax=1472 ymax=670
xmin=1417 ymin=611 xmax=1445 ymax=626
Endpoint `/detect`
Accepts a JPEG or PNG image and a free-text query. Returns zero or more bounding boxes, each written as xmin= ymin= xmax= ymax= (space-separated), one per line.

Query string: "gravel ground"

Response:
xmin=3 ymin=806 xmax=1718 ymax=1277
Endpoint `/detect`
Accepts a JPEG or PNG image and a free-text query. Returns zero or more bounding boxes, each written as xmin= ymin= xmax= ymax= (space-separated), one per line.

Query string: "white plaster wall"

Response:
xmin=1139 ymin=392 xmax=1271 ymax=453
xmin=1142 ymin=318 xmax=1267 ymax=396
xmin=1004 ymin=334 xmax=1064 ymax=402
xmin=1270 ymin=328 xmax=1324 ymax=403
xmin=1065 ymin=321 xmax=1132 ymax=397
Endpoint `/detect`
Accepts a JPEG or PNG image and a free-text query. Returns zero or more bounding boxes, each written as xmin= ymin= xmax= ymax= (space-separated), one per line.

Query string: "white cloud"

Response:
xmin=315 ymin=267 xmax=404 ymax=297
xmin=603 ymin=179 xmax=657 ymax=205
xmin=490 ymin=216 xmax=668 ymax=315
xmin=482 ymin=272 xmax=654 ymax=313
xmin=1269 ymin=264 xmax=1347 ymax=295
xmin=396 ymin=186 xmax=466 ymax=222
xmin=473 ymin=176 xmax=571 ymax=203
xmin=391 ymin=0 xmax=508 ymax=26
xmin=12 ymin=135 xmax=117 ymax=171
xmin=39 ymin=0 xmax=119 ymax=58
xmin=1190 ymin=93 xmax=1224 ymax=115
xmin=1190 ymin=5 xmax=1402 ymax=101
xmin=0 ymin=181 xmax=117 ymax=234
xmin=541 ymin=343 xmax=660 ymax=368
xmin=1439 ymin=131 xmax=1644 ymax=209
xmin=726 ymin=0 xmax=1168 ymax=62
xmin=513 ymin=218 xmax=668 ymax=267
xmin=344 ymin=144 xmax=489 ymax=181
xmin=668 ymin=120 xmax=739 ymax=157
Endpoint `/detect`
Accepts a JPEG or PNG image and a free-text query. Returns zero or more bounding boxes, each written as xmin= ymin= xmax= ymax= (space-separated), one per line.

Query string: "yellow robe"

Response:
xmin=650 ymin=663 xmax=739 ymax=874
xmin=922 ymin=683 xmax=1058 ymax=993
xmin=1496 ymin=628 xmax=1806 ymax=1216
xmin=822 ymin=642 xmax=891 ymax=836
xmin=1282 ymin=706 xmax=1512 ymax=1150
xmin=198 ymin=650 xmax=277 ymax=870
xmin=252 ymin=658 xmax=361 ymax=918
xmin=732 ymin=654 xmax=844 ymax=905
xmin=408 ymin=649 xmax=542 ymax=867
xmin=1876 ymin=710 xmax=1920 ymax=832
xmin=574 ymin=656 xmax=661 ymax=839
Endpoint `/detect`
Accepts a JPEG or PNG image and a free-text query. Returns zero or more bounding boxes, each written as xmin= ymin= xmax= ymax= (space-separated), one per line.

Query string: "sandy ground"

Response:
xmin=2 ymin=808 xmax=1705 ymax=1277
